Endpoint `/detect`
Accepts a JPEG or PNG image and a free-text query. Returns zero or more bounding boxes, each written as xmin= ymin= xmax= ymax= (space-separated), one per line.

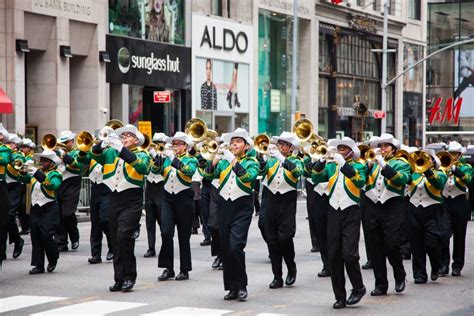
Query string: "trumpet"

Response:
xmin=409 ymin=151 xmax=433 ymax=173
xmin=437 ymin=151 xmax=453 ymax=173
xmin=13 ymin=159 xmax=41 ymax=173
xmin=185 ymin=118 xmax=208 ymax=143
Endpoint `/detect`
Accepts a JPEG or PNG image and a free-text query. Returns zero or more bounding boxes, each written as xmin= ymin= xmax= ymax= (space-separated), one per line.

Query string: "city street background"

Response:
xmin=0 ymin=199 xmax=473 ymax=315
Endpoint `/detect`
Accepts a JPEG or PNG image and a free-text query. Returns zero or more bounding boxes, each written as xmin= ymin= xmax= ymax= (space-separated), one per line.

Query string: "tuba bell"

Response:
xmin=75 ymin=131 xmax=96 ymax=152
xmin=409 ymin=151 xmax=433 ymax=173
xmin=436 ymin=151 xmax=453 ymax=173
xmin=185 ymin=118 xmax=208 ymax=143
xmin=105 ymin=119 xmax=124 ymax=130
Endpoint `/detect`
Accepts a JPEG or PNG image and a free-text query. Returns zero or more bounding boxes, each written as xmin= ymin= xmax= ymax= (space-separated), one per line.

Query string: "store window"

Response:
xmin=408 ymin=0 xmax=421 ymax=20
xmin=258 ymin=9 xmax=298 ymax=136
xmin=109 ymin=0 xmax=185 ymax=45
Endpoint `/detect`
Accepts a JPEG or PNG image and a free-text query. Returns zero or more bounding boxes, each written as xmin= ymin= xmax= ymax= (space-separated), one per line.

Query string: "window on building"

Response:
xmin=211 ymin=0 xmax=223 ymax=16
xmin=408 ymin=0 xmax=421 ymax=20
xmin=356 ymin=0 xmax=365 ymax=6
xmin=388 ymin=0 xmax=396 ymax=16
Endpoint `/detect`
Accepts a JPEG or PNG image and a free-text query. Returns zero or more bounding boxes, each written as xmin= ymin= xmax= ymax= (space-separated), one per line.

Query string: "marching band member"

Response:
xmin=5 ymin=134 xmax=25 ymax=259
xmin=56 ymin=131 xmax=84 ymax=252
xmin=144 ymin=132 xmax=167 ymax=258
xmin=408 ymin=149 xmax=447 ymax=284
xmin=260 ymin=132 xmax=303 ymax=289
xmin=440 ymin=141 xmax=472 ymax=277
xmin=364 ymin=134 xmax=410 ymax=296
xmin=203 ymin=128 xmax=259 ymax=301
xmin=400 ymin=145 xmax=416 ymax=261
xmin=196 ymin=152 xmax=212 ymax=247
xmin=0 ymin=124 xmax=13 ymax=270
xmin=311 ymin=137 xmax=367 ymax=309
xmin=90 ymin=124 xmax=150 ymax=292
xmin=153 ymin=132 xmax=197 ymax=281
xmin=18 ymin=138 xmax=36 ymax=235
xmin=18 ymin=149 xmax=62 ymax=274
xmin=303 ymin=147 xmax=330 ymax=277
xmin=76 ymin=137 xmax=113 ymax=264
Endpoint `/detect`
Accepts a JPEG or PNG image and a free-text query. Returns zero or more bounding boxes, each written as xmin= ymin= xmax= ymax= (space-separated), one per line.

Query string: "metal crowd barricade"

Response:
xmin=78 ymin=177 xmax=91 ymax=213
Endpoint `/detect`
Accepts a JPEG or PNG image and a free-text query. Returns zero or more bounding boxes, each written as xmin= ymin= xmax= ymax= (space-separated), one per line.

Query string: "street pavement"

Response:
xmin=0 ymin=199 xmax=473 ymax=315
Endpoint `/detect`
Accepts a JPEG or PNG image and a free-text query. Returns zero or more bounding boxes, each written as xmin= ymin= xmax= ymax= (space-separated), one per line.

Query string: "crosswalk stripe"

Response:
xmin=256 ymin=314 xmax=286 ymax=316
xmin=32 ymin=300 xmax=147 ymax=315
xmin=142 ymin=307 xmax=233 ymax=316
xmin=0 ymin=295 xmax=67 ymax=313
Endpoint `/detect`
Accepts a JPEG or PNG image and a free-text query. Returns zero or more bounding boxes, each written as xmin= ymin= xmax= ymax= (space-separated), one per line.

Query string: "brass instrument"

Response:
xmin=105 ymin=119 xmax=124 ymax=130
xmin=394 ymin=149 xmax=409 ymax=161
xmin=437 ymin=151 xmax=453 ymax=173
xmin=13 ymin=159 xmax=41 ymax=173
xmin=364 ymin=148 xmax=378 ymax=162
xmin=75 ymin=131 xmax=96 ymax=152
xmin=293 ymin=118 xmax=314 ymax=142
xmin=206 ymin=129 xmax=218 ymax=139
xmin=42 ymin=134 xmax=58 ymax=151
xmin=141 ymin=134 xmax=152 ymax=151
xmin=409 ymin=151 xmax=433 ymax=173
xmin=199 ymin=138 xmax=219 ymax=161
xmin=254 ymin=134 xmax=270 ymax=155
xmin=185 ymin=118 xmax=208 ymax=143
xmin=293 ymin=118 xmax=327 ymax=158
xmin=358 ymin=144 xmax=370 ymax=163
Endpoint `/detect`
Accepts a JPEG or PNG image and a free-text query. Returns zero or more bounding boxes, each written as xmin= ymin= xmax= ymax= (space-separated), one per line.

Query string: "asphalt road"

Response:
xmin=0 ymin=200 xmax=473 ymax=315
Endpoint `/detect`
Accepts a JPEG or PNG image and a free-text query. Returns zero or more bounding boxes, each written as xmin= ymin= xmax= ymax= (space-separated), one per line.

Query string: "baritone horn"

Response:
xmin=199 ymin=138 xmax=219 ymax=161
xmin=254 ymin=134 xmax=270 ymax=155
xmin=185 ymin=118 xmax=208 ymax=143
xmin=75 ymin=131 xmax=96 ymax=152
xmin=436 ymin=151 xmax=453 ymax=173
xmin=409 ymin=151 xmax=433 ymax=173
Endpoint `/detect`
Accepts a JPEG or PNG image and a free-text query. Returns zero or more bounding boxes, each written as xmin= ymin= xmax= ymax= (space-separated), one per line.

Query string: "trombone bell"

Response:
xmin=185 ymin=118 xmax=208 ymax=143
xmin=75 ymin=131 xmax=95 ymax=152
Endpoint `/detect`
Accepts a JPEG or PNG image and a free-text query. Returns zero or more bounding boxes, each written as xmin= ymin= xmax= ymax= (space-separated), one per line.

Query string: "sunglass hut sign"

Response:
xmin=118 ymin=47 xmax=180 ymax=75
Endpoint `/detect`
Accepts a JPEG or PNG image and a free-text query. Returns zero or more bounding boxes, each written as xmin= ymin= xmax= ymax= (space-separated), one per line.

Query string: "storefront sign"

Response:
xmin=138 ymin=121 xmax=152 ymax=139
xmin=337 ymin=107 xmax=386 ymax=119
xmin=348 ymin=14 xmax=377 ymax=34
xmin=200 ymin=26 xmax=248 ymax=53
xmin=106 ymin=35 xmax=191 ymax=89
xmin=31 ymin=0 xmax=94 ymax=21
xmin=154 ymin=91 xmax=171 ymax=103
xmin=428 ymin=97 xmax=463 ymax=125
xmin=270 ymin=89 xmax=281 ymax=112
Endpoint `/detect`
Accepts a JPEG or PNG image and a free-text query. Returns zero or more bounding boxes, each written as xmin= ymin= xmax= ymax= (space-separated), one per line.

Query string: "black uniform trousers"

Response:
xmin=305 ymin=180 xmax=318 ymax=249
xmin=7 ymin=182 xmax=22 ymax=244
xmin=327 ymin=205 xmax=364 ymax=301
xmin=55 ymin=176 xmax=81 ymax=248
xmin=109 ymin=188 xmax=143 ymax=283
xmin=408 ymin=203 xmax=443 ymax=281
xmin=90 ymin=183 xmax=112 ymax=258
xmin=441 ymin=195 xmax=470 ymax=271
xmin=208 ymin=185 xmax=222 ymax=257
xmin=218 ymin=195 xmax=253 ymax=291
xmin=315 ymin=193 xmax=329 ymax=269
xmin=400 ymin=196 xmax=411 ymax=257
xmin=192 ymin=182 xmax=201 ymax=232
xmin=30 ymin=202 xmax=59 ymax=268
xmin=264 ymin=190 xmax=297 ymax=279
xmin=360 ymin=193 xmax=374 ymax=263
xmin=158 ymin=188 xmax=194 ymax=273
xmin=253 ymin=179 xmax=261 ymax=214
xmin=365 ymin=197 xmax=406 ymax=291
xmin=145 ymin=181 xmax=163 ymax=251
xmin=0 ymin=181 xmax=10 ymax=261
xmin=18 ymin=183 xmax=29 ymax=232
xmin=258 ymin=187 xmax=271 ymax=257
xmin=199 ymin=180 xmax=212 ymax=242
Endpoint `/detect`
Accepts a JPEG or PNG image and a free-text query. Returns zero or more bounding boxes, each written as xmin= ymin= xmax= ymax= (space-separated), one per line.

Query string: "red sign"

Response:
xmin=428 ymin=97 xmax=462 ymax=125
xmin=154 ymin=91 xmax=171 ymax=103
xmin=331 ymin=0 xmax=343 ymax=4
xmin=373 ymin=111 xmax=386 ymax=119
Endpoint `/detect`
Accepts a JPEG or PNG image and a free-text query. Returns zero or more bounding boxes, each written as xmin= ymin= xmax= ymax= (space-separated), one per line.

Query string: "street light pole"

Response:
xmin=381 ymin=0 xmax=388 ymax=133
xmin=290 ymin=0 xmax=298 ymax=129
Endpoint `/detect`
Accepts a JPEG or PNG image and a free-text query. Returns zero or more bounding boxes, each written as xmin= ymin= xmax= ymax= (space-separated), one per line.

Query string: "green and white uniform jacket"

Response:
xmin=6 ymin=151 xmax=26 ymax=184
xmin=77 ymin=152 xmax=104 ymax=185
xmin=303 ymin=156 xmax=328 ymax=195
xmin=0 ymin=144 xmax=13 ymax=182
xmin=261 ymin=155 xmax=303 ymax=194
xmin=91 ymin=147 xmax=150 ymax=192
xmin=365 ymin=157 xmax=411 ymax=204
xmin=19 ymin=168 xmax=63 ymax=207
xmin=62 ymin=149 xmax=86 ymax=181
xmin=153 ymin=153 xmax=197 ymax=194
xmin=409 ymin=169 xmax=447 ymax=208
xmin=442 ymin=160 xmax=472 ymax=198
xmin=312 ymin=160 xmax=367 ymax=211
xmin=146 ymin=151 xmax=164 ymax=184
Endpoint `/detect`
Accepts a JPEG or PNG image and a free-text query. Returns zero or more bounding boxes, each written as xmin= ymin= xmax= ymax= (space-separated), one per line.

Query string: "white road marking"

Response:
xmin=32 ymin=300 xmax=147 ymax=315
xmin=142 ymin=306 xmax=233 ymax=315
xmin=0 ymin=295 xmax=66 ymax=313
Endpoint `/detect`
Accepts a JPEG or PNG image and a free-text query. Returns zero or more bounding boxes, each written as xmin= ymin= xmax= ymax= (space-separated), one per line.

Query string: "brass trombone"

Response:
xmin=42 ymin=134 xmax=68 ymax=151
xmin=409 ymin=151 xmax=433 ymax=173
xmin=185 ymin=118 xmax=208 ymax=143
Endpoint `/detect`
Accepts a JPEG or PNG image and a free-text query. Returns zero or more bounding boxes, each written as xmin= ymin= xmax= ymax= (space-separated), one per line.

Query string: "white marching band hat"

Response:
xmin=35 ymin=149 xmax=61 ymax=166
xmin=166 ymin=131 xmax=194 ymax=150
xmin=272 ymin=131 xmax=300 ymax=148
xmin=115 ymin=124 xmax=145 ymax=146
xmin=59 ymin=130 xmax=77 ymax=143
xmin=329 ymin=137 xmax=360 ymax=160
xmin=222 ymin=128 xmax=254 ymax=150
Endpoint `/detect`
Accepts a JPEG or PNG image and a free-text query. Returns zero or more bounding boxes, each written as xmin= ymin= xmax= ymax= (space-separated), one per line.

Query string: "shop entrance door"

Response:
xmin=142 ymin=87 xmax=182 ymax=136
xmin=213 ymin=113 xmax=233 ymax=135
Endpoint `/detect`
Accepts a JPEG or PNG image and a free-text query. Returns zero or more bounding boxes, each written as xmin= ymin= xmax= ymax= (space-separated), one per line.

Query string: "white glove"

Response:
xmin=165 ymin=150 xmax=175 ymax=161
xmin=273 ymin=150 xmax=285 ymax=163
xmin=222 ymin=149 xmax=235 ymax=163
xmin=108 ymin=134 xmax=123 ymax=152
xmin=148 ymin=148 xmax=157 ymax=159
xmin=333 ymin=153 xmax=346 ymax=166
xmin=451 ymin=165 xmax=457 ymax=172
xmin=375 ymin=154 xmax=386 ymax=168
xmin=27 ymin=167 xmax=38 ymax=176
xmin=101 ymin=138 xmax=109 ymax=149
xmin=24 ymin=160 xmax=34 ymax=166
xmin=263 ymin=154 xmax=269 ymax=162
xmin=319 ymin=157 xmax=326 ymax=163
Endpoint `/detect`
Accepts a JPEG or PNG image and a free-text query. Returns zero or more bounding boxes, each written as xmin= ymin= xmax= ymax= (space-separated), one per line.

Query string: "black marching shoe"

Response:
xmin=58 ymin=245 xmax=68 ymax=252
xmin=346 ymin=286 xmax=366 ymax=305
xmin=431 ymin=272 xmax=439 ymax=281
xmin=106 ymin=251 xmax=114 ymax=261
xmin=269 ymin=278 xmax=284 ymax=289
xmin=438 ymin=266 xmax=449 ymax=277
xmin=88 ymin=256 xmax=102 ymax=264
xmin=47 ymin=261 xmax=57 ymax=273
xmin=224 ymin=290 xmax=238 ymax=300
xmin=238 ymin=288 xmax=248 ymax=301
xmin=310 ymin=246 xmax=320 ymax=253
xmin=12 ymin=238 xmax=24 ymax=259
xmin=29 ymin=267 xmax=45 ymax=275
xmin=175 ymin=271 xmax=189 ymax=281
xmin=395 ymin=280 xmax=406 ymax=293
xmin=191 ymin=228 xmax=198 ymax=235
xmin=109 ymin=282 xmax=123 ymax=292
xmin=121 ymin=280 xmax=135 ymax=292
xmin=333 ymin=300 xmax=347 ymax=309
xmin=402 ymin=253 xmax=411 ymax=260
xmin=370 ymin=288 xmax=387 ymax=296
xmin=200 ymin=239 xmax=211 ymax=246
xmin=144 ymin=249 xmax=156 ymax=258
xmin=212 ymin=256 xmax=222 ymax=269
xmin=452 ymin=268 xmax=461 ymax=277
xmin=285 ymin=269 xmax=296 ymax=286
xmin=318 ymin=268 xmax=330 ymax=277
xmin=158 ymin=269 xmax=175 ymax=281
xmin=71 ymin=241 xmax=79 ymax=250
xmin=414 ymin=278 xmax=427 ymax=284
xmin=362 ymin=261 xmax=372 ymax=269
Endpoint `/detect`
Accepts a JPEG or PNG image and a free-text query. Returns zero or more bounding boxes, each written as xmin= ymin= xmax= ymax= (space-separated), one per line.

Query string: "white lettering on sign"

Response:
xmin=131 ymin=53 xmax=180 ymax=75
xmin=33 ymin=0 xmax=91 ymax=17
